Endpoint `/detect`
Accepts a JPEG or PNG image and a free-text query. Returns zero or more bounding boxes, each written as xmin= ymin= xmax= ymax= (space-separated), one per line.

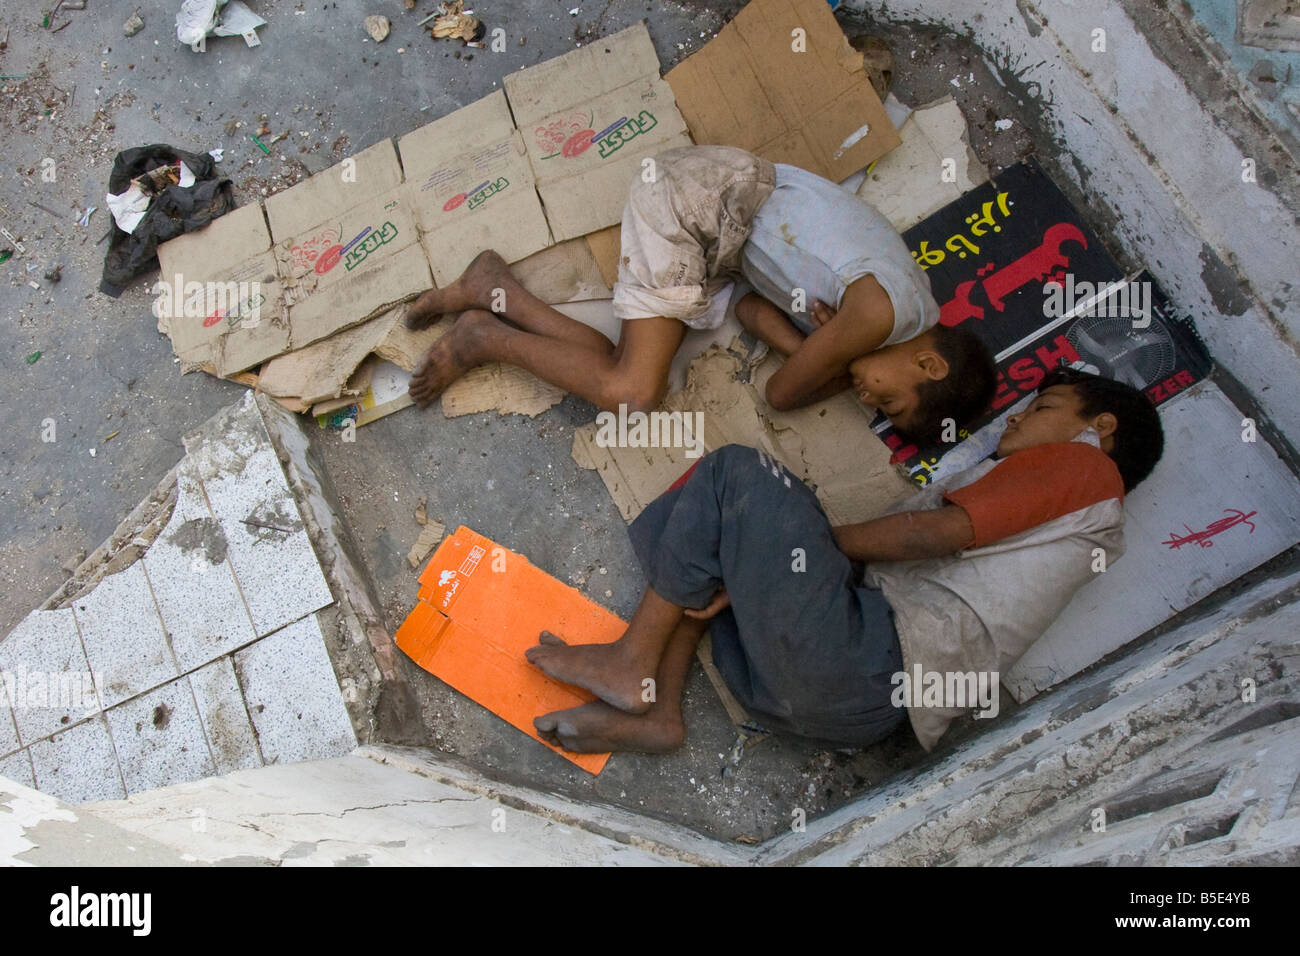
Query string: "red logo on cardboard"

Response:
xmin=443 ymin=193 xmax=468 ymax=212
xmin=315 ymin=245 xmax=343 ymax=274
xmin=562 ymin=129 xmax=595 ymax=158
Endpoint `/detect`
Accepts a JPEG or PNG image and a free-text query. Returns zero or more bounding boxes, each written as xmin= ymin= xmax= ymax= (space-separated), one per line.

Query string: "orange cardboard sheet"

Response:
xmin=395 ymin=526 xmax=628 ymax=774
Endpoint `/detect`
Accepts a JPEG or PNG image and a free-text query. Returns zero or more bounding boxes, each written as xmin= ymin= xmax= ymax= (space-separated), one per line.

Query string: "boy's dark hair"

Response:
xmin=1038 ymin=366 xmax=1165 ymax=492
xmin=906 ymin=324 xmax=998 ymax=445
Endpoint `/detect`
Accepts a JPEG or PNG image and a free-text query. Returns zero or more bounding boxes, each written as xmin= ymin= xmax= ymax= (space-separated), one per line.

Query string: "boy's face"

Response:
xmin=997 ymin=385 xmax=1100 ymax=456
xmin=847 ymin=342 xmax=944 ymax=434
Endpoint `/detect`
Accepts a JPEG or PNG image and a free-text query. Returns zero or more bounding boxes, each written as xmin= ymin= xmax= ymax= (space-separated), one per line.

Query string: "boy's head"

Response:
xmin=997 ymin=366 xmax=1164 ymax=492
xmin=847 ymin=324 xmax=997 ymax=443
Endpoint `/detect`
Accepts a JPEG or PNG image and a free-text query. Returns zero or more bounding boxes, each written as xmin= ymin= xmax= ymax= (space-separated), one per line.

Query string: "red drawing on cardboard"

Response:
xmin=534 ymin=111 xmax=593 ymax=159
xmin=288 ymin=227 xmax=341 ymax=274
xmin=1163 ymin=508 xmax=1258 ymax=550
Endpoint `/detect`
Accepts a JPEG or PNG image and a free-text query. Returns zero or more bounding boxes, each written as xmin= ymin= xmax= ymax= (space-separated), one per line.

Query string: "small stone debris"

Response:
xmin=365 ymin=15 xmax=391 ymax=43
xmin=123 ymin=11 xmax=145 ymax=37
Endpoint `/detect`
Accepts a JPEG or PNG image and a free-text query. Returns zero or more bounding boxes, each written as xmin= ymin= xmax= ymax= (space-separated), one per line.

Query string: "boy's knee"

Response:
xmin=599 ymin=372 xmax=666 ymax=415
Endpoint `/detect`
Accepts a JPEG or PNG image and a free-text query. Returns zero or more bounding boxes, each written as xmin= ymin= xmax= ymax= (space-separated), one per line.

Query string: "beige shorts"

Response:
xmin=612 ymin=145 xmax=776 ymax=330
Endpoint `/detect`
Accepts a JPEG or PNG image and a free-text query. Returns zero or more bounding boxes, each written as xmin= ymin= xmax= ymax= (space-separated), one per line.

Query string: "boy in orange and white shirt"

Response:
xmin=523 ymin=367 xmax=1165 ymax=756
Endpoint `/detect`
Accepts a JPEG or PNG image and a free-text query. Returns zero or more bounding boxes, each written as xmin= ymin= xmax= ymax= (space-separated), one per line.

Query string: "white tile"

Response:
xmin=0 ymin=679 xmax=19 ymax=757
xmin=28 ymin=716 xmax=125 ymax=803
xmin=105 ymin=679 xmax=216 ymax=793
xmin=73 ymin=562 xmax=177 ymax=709
xmin=197 ymin=442 xmax=333 ymax=637
xmin=0 ymin=750 xmax=34 ymax=788
xmin=143 ymin=459 xmax=258 ymax=673
xmin=189 ymin=657 xmax=263 ymax=774
xmin=234 ymin=615 xmax=356 ymax=765
xmin=0 ymin=608 xmax=99 ymax=746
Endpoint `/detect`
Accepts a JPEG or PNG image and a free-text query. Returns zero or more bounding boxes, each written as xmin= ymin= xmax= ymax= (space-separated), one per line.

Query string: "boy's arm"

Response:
xmin=764 ymin=276 xmax=896 ymax=411
xmin=833 ymin=505 xmax=975 ymax=562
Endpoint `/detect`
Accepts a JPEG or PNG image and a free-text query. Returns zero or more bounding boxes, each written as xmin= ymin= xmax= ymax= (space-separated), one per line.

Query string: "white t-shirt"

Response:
xmin=738 ymin=163 xmax=941 ymax=345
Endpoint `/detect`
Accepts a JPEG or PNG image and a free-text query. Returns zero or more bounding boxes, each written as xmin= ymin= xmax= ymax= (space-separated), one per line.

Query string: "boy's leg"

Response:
xmin=409 ymin=310 xmax=685 ymax=413
xmin=406 ymin=249 xmax=616 ymax=354
xmin=533 ymin=615 xmax=706 ymax=754
xmin=630 ymin=444 xmax=905 ymax=744
xmin=526 ymin=583 xmax=688 ymax=715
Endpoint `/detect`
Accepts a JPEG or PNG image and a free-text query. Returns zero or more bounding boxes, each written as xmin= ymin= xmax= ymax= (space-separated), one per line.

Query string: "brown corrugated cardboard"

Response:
xmin=154 ymin=203 xmax=289 ymax=375
xmin=506 ymin=22 xmax=693 ymax=241
xmin=398 ymin=90 xmax=553 ymax=286
xmin=263 ymin=138 xmax=405 ymax=241
xmin=572 ymin=344 xmax=912 ymax=523
xmin=665 ymin=0 xmax=900 ymax=184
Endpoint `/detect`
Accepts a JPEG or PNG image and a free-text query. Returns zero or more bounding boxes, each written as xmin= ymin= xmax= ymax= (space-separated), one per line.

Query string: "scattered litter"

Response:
xmin=77 ymin=206 xmax=96 ymax=227
xmin=209 ymin=147 xmax=223 ymax=162
xmin=569 ymin=6 xmax=579 ymax=14
xmin=0 ymin=250 xmax=11 ymax=264
xmin=100 ymin=144 xmax=234 ymax=296
xmin=994 ymin=118 xmax=1015 ymax=131
xmin=25 ymin=351 xmax=42 ymax=365
xmin=88 ymin=448 xmax=97 ymax=457
xmin=106 ymin=160 xmax=196 ymax=234
xmin=407 ymin=518 xmax=446 ymax=568
xmin=250 ymin=133 xmax=270 ymax=154
xmin=124 ymin=11 xmax=145 ymax=36
xmin=427 ymin=2 xmax=482 ymax=42
xmin=27 ymin=280 xmax=41 ymax=290
xmin=0 ymin=75 xmax=29 ymax=81
xmin=414 ymin=497 xmax=428 ymax=526
xmin=44 ymin=264 xmax=62 ymax=284
xmin=365 ymin=15 xmax=390 ymax=43
xmin=176 ymin=0 xmax=266 ymax=51
xmin=104 ymin=430 xmax=120 ymax=442
xmin=0 ymin=226 xmax=25 ymax=255
xmin=27 ymin=200 xmax=64 ymax=221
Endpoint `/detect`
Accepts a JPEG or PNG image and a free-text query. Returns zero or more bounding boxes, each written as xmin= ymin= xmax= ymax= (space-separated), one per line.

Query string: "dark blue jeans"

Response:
xmin=628 ymin=444 xmax=906 ymax=747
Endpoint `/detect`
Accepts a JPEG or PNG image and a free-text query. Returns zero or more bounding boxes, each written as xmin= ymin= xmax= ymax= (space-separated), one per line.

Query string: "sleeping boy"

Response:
xmin=524 ymin=366 xmax=1165 ymax=754
xmin=406 ymin=144 xmax=996 ymax=443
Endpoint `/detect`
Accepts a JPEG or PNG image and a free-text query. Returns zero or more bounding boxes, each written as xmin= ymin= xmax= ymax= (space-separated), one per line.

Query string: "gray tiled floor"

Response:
xmin=0 ymin=608 xmax=98 ymax=746
xmin=144 ymin=459 xmax=259 ymax=673
xmin=0 ymin=395 xmax=353 ymax=803
xmin=0 ymin=749 xmax=34 ymax=789
xmin=75 ymin=562 xmax=178 ymax=710
xmin=28 ymin=716 xmax=126 ymax=804
xmin=189 ymin=656 xmax=263 ymax=775
xmin=105 ymin=679 xmax=218 ymax=793
xmin=235 ymin=615 xmax=356 ymax=765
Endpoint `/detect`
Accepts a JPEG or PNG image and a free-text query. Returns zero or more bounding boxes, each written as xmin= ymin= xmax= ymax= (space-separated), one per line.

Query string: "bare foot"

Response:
xmin=408 ymin=309 xmax=497 ymax=407
xmin=525 ymin=631 xmax=656 ymax=715
xmin=404 ymin=249 xmax=519 ymax=329
xmin=534 ymin=700 xmax=684 ymax=754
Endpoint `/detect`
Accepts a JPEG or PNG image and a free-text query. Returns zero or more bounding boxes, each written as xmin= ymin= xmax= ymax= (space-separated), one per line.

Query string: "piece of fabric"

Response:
xmin=628 ymin=444 xmax=907 ymax=747
xmin=99 ymin=144 xmax=235 ymax=297
xmin=612 ymin=145 xmax=776 ymax=328
xmin=864 ymin=431 xmax=1127 ymax=751
xmin=739 ymin=163 xmax=940 ymax=344
xmin=944 ymin=441 xmax=1125 ymax=549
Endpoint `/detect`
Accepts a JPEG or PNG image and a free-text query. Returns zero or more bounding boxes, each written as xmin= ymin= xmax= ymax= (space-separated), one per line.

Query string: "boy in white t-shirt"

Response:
xmin=406 ymin=145 xmax=997 ymax=443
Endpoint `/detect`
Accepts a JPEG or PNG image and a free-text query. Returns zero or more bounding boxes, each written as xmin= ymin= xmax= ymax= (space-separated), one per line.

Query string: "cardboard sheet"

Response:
xmin=395 ymin=526 xmax=628 ymax=774
xmin=665 ymin=0 xmax=901 ymax=183
xmin=854 ymin=95 xmax=989 ymax=231
xmin=397 ymin=90 xmax=553 ymax=286
xmin=572 ymin=344 xmax=914 ymax=523
xmin=505 ymin=22 xmax=693 ymax=240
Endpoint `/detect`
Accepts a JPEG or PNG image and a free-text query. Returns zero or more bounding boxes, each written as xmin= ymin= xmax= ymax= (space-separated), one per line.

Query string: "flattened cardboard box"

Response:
xmin=273 ymin=187 xmax=431 ymax=350
xmin=155 ymin=201 xmax=290 ymax=376
xmin=665 ymin=0 xmax=901 ymax=183
xmin=505 ymin=22 xmax=693 ymax=241
xmin=263 ymin=138 xmax=405 ymax=241
xmin=397 ymin=89 xmax=553 ymax=286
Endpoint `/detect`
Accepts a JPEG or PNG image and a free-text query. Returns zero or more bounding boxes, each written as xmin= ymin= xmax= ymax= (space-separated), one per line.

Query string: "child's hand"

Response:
xmin=809 ymin=298 xmax=836 ymax=328
xmin=684 ymin=589 xmax=731 ymax=620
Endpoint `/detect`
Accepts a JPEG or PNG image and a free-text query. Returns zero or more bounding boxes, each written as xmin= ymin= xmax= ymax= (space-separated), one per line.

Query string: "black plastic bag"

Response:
xmin=99 ymin=144 xmax=236 ymax=297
